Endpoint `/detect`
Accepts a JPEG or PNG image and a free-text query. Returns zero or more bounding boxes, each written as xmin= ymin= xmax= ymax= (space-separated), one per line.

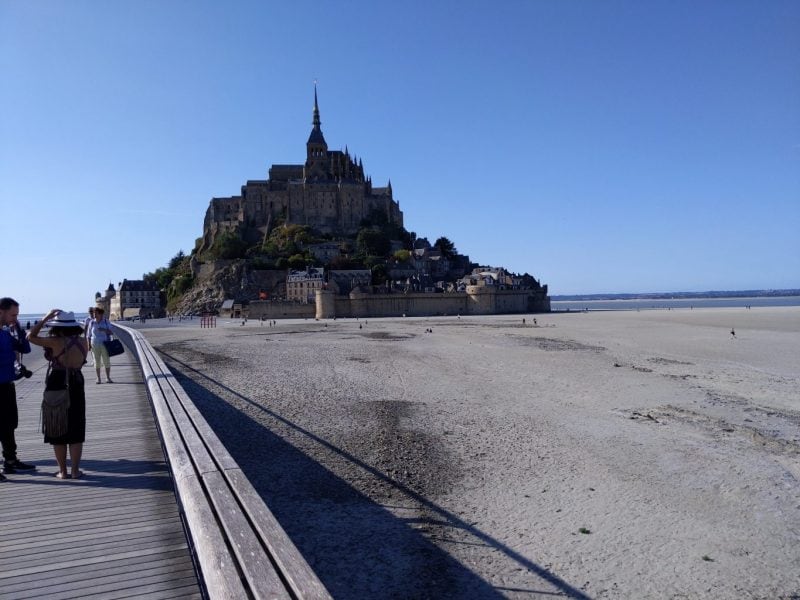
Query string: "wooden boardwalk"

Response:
xmin=0 ymin=348 xmax=202 ymax=599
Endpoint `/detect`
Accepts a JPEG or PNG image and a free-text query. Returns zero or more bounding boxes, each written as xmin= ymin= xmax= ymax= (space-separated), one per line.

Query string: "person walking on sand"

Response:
xmin=87 ymin=307 xmax=113 ymax=383
xmin=28 ymin=310 xmax=89 ymax=479
xmin=730 ymin=328 xmax=736 ymax=338
xmin=0 ymin=297 xmax=37 ymax=481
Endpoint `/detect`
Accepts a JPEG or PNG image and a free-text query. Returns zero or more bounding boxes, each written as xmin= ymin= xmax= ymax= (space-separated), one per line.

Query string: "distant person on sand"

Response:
xmin=87 ymin=307 xmax=114 ymax=383
xmin=28 ymin=310 xmax=89 ymax=479
xmin=730 ymin=328 xmax=736 ymax=338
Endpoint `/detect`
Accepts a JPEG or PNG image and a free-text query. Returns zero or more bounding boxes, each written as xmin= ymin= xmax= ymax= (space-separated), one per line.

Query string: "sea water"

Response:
xmin=551 ymin=296 xmax=800 ymax=312
xmin=16 ymin=312 xmax=90 ymax=326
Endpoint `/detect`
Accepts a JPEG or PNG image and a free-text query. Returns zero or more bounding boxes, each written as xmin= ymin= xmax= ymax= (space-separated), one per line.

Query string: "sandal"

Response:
xmin=55 ymin=472 xmax=71 ymax=479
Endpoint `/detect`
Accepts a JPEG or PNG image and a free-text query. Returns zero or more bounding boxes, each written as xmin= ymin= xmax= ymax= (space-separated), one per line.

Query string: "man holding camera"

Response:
xmin=0 ymin=297 xmax=36 ymax=481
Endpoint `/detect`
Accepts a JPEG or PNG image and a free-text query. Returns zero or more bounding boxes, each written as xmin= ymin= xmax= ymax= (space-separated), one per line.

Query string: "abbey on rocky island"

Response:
xmin=198 ymin=87 xmax=403 ymax=254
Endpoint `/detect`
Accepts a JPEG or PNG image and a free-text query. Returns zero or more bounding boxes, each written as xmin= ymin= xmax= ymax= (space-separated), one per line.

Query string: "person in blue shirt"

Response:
xmin=0 ymin=297 xmax=36 ymax=481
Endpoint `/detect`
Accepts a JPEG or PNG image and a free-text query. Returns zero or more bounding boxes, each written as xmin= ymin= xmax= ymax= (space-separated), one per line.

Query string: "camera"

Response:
xmin=14 ymin=364 xmax=33 ymax=381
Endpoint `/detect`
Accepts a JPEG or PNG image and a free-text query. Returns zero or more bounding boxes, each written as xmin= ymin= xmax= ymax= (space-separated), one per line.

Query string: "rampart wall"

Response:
xmin=317 ymin=288 xmax=550 ymax=319
xmin=229 ymin=288 xmax=549 ymax=321
xmin=245 ymin=301 xmax=315 ymax=320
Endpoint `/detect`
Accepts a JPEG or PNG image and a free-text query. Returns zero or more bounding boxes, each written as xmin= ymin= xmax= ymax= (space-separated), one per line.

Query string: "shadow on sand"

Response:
xmin=161 ymin=352 xmax=591 ymax=599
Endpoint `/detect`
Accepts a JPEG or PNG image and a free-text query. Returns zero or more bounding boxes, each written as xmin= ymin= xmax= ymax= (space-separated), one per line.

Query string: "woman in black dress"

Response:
xmin=28 ymin=310 xmax=89 ymax=479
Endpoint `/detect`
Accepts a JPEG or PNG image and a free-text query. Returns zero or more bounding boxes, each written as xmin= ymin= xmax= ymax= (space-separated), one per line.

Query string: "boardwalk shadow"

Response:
xmin=6 ymin=458 xmax=174 ymax=491
xmin=163 ymin=355 xmax=591 ymax=600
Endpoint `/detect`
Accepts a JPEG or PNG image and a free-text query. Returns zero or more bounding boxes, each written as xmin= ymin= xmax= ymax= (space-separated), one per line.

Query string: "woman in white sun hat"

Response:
xmin=28 ymin=309 xmax=89 ymax=479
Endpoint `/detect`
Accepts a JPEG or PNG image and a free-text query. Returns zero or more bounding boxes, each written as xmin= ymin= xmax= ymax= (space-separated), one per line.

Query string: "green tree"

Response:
xmin=356 ymin=228 xmax=391 ymax=257
xmin=143 ymin=250 xmax=188 ymax=290
xmin=168 ymin=250 xmax=186 ymax=270
xmin=168 ymin=274 xmax=194 ymax=299
xmin=434 ymin=236 xmax=457 ymax=259
xmin=393 ymin=249 xmax=411 ymax=262
xmin=249 ymin=257 xmax=276 ymax=270
xmin=209 ymin=232 xmax=248 ymax=259
xmin=329 ymin=255 xmax=364 ymax=270
xmin=360 ymin=208 xmax=388 ymax=228
xmin=371 ymin=264 xmax=388 ymax=285
xmin=287 ymin=254 xmax=308 ymax=269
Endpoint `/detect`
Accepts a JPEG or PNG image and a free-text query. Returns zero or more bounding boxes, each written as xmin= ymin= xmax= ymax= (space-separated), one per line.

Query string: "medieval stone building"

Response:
xmin=198 ymin=87 xmax=403 ymax=254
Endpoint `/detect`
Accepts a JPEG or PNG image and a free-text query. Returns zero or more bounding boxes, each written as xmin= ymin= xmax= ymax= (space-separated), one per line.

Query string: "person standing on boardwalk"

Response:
xmin=83 ymin=307 xmax=95 ymax=366
xmin=28 ymin=310 xmax=89 ymax=479
xmin=87 ymin=307 xmax=113 ymax=383
xmin=0 ymin=297 xmax=36 ymax=481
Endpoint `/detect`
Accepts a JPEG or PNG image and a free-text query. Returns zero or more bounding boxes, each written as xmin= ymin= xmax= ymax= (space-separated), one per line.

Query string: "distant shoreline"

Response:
xmin=551 ymin=296 xmax=800 ymax=312
xmin=552 ymin=289 xmax=800 ymax=301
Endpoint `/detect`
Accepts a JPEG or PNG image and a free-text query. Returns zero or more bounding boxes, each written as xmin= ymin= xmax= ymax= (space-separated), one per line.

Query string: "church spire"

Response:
xmin=307 ymin=82 xmax=327 ymax=147
xmin=312 ymin=82 xmax=321 ymax=130
xmin=305 ymin=82 xmax=328 ymax=181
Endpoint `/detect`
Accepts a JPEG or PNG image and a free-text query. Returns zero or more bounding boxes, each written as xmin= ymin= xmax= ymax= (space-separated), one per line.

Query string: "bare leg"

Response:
xmin=69 ymin=443 xmax=83 ymax=478
xmin=105 ymin=367 xmax=112 ymax=382
xmin=53 ymin=444 xmax=68 ymax=478
xmin=95 ymin=367 xmax=101 ymax=383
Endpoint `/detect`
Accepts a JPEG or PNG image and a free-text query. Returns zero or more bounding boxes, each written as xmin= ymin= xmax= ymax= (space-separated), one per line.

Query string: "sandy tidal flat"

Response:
xmin=141 ymin=307 xmax=800 ymax=599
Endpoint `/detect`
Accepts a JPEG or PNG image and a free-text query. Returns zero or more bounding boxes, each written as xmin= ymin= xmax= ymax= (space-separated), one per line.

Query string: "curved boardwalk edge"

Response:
xmin=114 ymin=324 xmax=332 ymax=600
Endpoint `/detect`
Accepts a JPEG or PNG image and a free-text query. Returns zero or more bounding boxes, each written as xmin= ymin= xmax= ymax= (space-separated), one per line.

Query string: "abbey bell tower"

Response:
xmin=304 ymin=84 xmax=328 ymax=181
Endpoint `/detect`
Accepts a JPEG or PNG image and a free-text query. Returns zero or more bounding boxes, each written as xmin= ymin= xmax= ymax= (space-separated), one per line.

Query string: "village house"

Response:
xmin=286 ymin=267 xmax=325 ymax=304
xmin=107 ymin=279 xmax=164 ymax=320
xmin=458 ymin=267 xmax=513 ymax=290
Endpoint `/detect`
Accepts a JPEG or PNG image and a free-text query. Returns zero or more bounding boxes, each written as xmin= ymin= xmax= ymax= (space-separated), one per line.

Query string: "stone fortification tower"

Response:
xmin=199 ymin=86 xmax=403 ymax=253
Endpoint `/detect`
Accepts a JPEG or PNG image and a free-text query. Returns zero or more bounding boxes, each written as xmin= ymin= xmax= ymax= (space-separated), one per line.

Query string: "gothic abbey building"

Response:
xmin=198 ymin=88 xmax=403 ymax=254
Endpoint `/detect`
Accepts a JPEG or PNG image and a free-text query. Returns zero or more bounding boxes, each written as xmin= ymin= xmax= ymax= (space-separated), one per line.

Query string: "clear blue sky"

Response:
xmin=2 ymin=1 xmax=798 ymax=313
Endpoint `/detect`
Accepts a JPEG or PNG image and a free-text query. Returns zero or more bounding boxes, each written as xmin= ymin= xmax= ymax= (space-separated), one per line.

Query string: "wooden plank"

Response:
xmin=166 ymin=377 xmax=241 ymax=472
xmin=227 ymin=468 xmax=334 ymax=600
xmin=175 ymin=472 xmax=249 ymax=600
xmin=138 ymin=342 xmax=223 ymax=476
xmin=0 ymin=522 xmax=186 ymax=556
xmin=15 ymin=573 xmax=201 ymax=600
xmin=143 ymin=375 xmax=197 ymax=482
xmin=1 ymin=552 xmax=195 ymax=595
xmin=202 ymin=470 xmax=291 ymax=600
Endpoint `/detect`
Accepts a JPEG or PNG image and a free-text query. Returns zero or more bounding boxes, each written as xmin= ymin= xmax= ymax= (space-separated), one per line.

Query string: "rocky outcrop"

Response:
xmin=175 ymin=260 xmax=288 ymax=315
xmin=175 ymin=262 xmax=241 ymax=314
